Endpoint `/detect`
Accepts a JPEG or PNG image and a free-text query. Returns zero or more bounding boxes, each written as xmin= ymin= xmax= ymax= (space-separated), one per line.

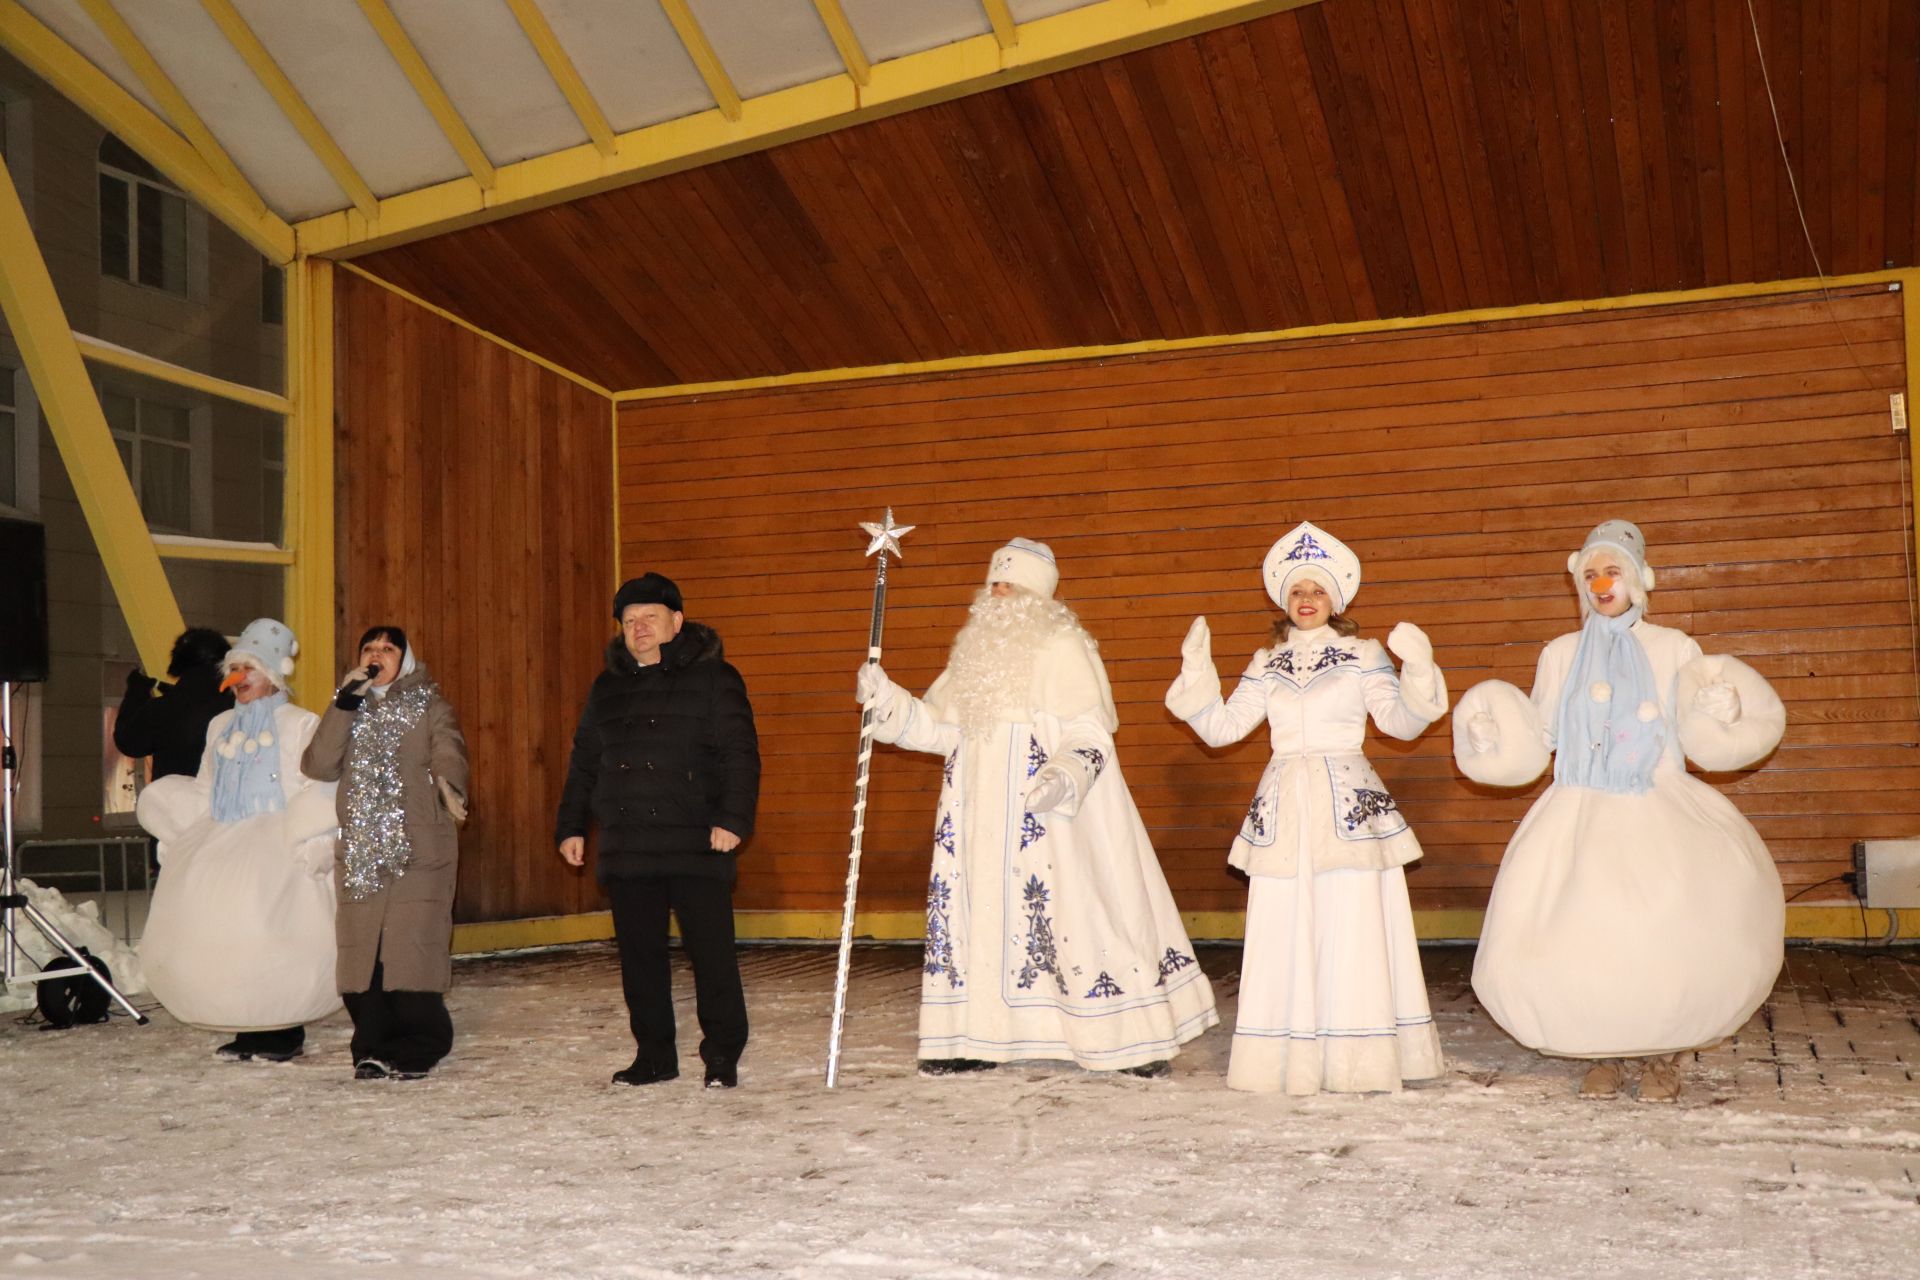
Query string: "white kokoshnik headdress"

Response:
xmin=1568 ymin=518 xmax=1655 ymax=611
xmin=1263 ymin=521 xmax=1362 ymax=613
xmin=987 ymin=537 xmax=1060 ymax=600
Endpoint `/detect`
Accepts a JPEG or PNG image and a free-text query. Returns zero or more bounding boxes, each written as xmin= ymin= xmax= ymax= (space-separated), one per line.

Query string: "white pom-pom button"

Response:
xmin=1589 ymin=682 xmax=1612 ymax=704
xmin=257 ymin=731 xmax=274 ymax=747
xmin=218 ymin=743 xmax=236 ymax=759
xmin=1635 ymin=701 xmax=1660 ymax=723
xmin=242 ymin=739 xmax=259 ymax=755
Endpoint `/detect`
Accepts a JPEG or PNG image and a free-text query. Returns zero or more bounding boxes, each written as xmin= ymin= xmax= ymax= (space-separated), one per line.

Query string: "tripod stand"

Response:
xmin=2 ymin=680 xmax=147 ymax=1023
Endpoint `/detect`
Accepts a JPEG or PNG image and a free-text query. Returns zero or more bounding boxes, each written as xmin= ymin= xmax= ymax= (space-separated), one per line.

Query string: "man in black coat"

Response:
xmin=114 ymin=627 xmax=234 ymax=781
xmin=556 ymin=572 xmax=761 ymax=1088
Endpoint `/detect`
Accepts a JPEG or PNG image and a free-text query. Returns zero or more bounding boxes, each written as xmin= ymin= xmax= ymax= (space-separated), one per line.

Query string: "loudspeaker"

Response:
xmin=0 ymin=516 xmax=50 ymax=683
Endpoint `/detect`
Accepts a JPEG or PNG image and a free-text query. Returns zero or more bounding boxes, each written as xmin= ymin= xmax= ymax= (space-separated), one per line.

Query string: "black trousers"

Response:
xmin=342 ymin=953 xmax=454 ymax=1073
xmin=605 ymin=875 xmax=748 ymax=1072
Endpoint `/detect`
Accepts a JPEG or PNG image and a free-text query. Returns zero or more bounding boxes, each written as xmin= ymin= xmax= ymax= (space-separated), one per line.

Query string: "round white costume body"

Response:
xmin=137 ymin=702 xmax=341 ymax=1032
xmin=1468 ymin=620 xmax=1785 ymax=1058
xmin=867 ymin=555 xmax=1218 ymax=1071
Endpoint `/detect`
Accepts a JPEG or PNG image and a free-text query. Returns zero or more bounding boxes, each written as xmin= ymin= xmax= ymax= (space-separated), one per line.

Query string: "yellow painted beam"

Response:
xmin=0 ymin=155 xmax=183 ymax=675
xmin=980 ymin=0 xmax=1018 ymax=49
xmin=810 ymin=0 xmax=871 ymax=88
xmin=199 ymin=0 xmax=380 ymax=221
xmin=76 ymin=0 xmax=272 ymax=222
xmin=74 ymin=332 xmax=291 ymax=415
xmin=658 ymin=0 xmax=743 ymax=122
xmin=354 ymin=0 xmax=496 ymax=190
xmin=614 ymin=268 xmax=1914 ymax=401
xmin=0 ymin=0 xmax=293 ymax=261
xmin=282 ymin=257 xmax=336 ymax=711
xmin=153 ymin=536 xmax=294 ymax=565
xmin=505 ymin=0 xmax=616 ymax=156
xmin=294 ymin=0 xmax=1324 ymax=257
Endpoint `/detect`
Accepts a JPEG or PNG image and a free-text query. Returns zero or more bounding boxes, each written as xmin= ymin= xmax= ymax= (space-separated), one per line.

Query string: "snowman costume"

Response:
xmin=1456 ymin=521 xmax=1786 ymax=1060
xmin=137 ymin=619 xmax=342 ymax=1034
xmin=1166 ymin=523 xmax=1448 ymax=1094
xmin=861 ymin=541 xmax=1218 ymax=1071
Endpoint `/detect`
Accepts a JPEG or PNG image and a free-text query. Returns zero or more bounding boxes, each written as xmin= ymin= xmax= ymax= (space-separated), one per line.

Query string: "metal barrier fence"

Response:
xmin=14 ymin=836 xmax=153 ymax=947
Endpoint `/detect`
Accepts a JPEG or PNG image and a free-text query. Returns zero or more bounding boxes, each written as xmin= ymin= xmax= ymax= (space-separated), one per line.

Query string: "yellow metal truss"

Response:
xmin=506 ymin=0 xmax=616 ymax=157
xmin=658 ymin=0 xmax=743 ymax=122
xmin=354 ymin=0 xmax=497 ymax=190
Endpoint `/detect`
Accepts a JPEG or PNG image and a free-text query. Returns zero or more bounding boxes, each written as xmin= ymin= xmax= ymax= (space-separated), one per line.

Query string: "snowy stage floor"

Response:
xmin=2 ymin=943 xmax=1916 ymax=1279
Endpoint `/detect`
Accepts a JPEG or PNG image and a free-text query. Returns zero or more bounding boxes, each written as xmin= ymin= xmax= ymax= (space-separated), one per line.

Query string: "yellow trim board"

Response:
xmin=615 ymin=268 xmax=1914 ymax=401
xmin=153 ymin=536 xmax=294 ymax=565
xmin=506 ymin=0 xmax=616 ymax=156
xmin=283 ymin=257 xmax=337 ymax=711
xmin=356 ymin=0 xmax=497 ymax=189
xmin=449 ymin=904 xmax=1920 ymax=955
xmin=810 ymin=0 xmax=871 ymax=88
xmin=75 ymin=332 xmax=291 ymax=414
xmin=659 ymin=0 xmax=743 ymax=123
xmin=0 ymin=0 xmax=294 ymax=261
xmin=295 ymin=0 xmax=1324 ymax=257
xmin=336 ymin=261 xmax=613 ymax=399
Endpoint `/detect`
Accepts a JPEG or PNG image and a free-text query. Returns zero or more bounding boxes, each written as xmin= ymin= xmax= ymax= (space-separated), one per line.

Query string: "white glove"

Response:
xmin=1693 ymin=682 xmax=1741 ymax=725
xmin=1465 ymin=712 xmax=1500 ymax=754
xmin=1023 ymin=769 xmax=1072 ymax=815
xmin=1180 ymin=616 xmax=1212 ymax=671
xmin=855 ymin=661 xmax=888 ymax=706
xmin=436 ymin=775 xmax=468 ymax=825
xmin=1386 ymin=621 xmax=1434 ymax=668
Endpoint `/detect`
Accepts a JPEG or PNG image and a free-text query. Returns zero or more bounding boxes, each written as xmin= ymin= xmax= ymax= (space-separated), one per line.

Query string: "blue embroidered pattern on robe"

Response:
xmin=1070 ymin=746 xmax=1105 ymax=781
xmin=942 ymin=749 xmax=956 ymax=788
xmin=1265 ymin=649 xmax=1296 ymax=675
xmin=1342 ymin=788 xmax=1399 ymax=831
xmin=1244 ymin=792 xmax=1269 ymax=840
xmin=1026 ymin=736 xmax=1048 ymax=779
xmin=1285 ymin=532 xmax=1332 ymax=561
xmin=1309 ymin=645 xmax=1358 ymax=672
xmin=1085 ymin=971 xmax=1125 ymax=999
xmin=1155 ymin=948 xmax=1196 ymax=987
xmin=923 ymin=874 xmax=962 ymax=989
xmin=1020 ymin=813 xmax=1046 ymax=849
xmin=1015 ymin=875 xmax=1067 ymax=995
xmin=933 ymin=812 xmax=956 ymax=857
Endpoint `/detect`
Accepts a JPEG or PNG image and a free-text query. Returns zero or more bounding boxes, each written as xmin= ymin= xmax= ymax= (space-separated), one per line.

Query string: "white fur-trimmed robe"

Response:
xmin=870 ymin=631 xmax=1218 ymax=1069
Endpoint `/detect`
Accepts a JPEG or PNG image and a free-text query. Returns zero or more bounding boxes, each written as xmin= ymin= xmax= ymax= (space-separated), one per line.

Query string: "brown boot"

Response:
xmin=1636 ymin=1054 xmax=1683 ymax=1103
xmin=1578 ymin=1060 xmax=1626 ymax=1099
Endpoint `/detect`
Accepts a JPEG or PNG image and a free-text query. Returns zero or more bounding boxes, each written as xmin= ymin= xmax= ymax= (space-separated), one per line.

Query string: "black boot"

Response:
xmin=217 ymin=1027 xmax=305 ymax=1062
xmin=1119 ymin=1060 xmax=1172 ymax=1079
xmin=612 ymin=1059 xmax=679 ymax=1087
xmin=917 ymin=1058 xmax=998 ymax=1077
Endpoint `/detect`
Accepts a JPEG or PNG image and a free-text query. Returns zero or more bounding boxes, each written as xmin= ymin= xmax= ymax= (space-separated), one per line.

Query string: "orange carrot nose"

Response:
xmin=218 ymin=669 xmax=247 ymax=693
xmin=1590 ymin=576 xmax=1616 ymax=595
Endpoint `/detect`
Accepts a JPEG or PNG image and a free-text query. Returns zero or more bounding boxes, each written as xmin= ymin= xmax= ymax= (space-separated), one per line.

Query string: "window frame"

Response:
xmin=100 ymin=383 xmax=209 ymax=536
xmin=97 ymin=149 xmax=189 ymax=297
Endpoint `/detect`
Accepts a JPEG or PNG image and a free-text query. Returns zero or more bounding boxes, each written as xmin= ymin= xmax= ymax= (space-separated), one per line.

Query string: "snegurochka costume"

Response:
xmin=1454 ymin=520 xmax=1785 ymax=1063
xmin=1166 ymin=522 xmax=1448 ymax=1094
xmin=137 ymin=619 xmax=341 ymax=1049
xmin=862 ymin=540 xmax=1218 ymax=1073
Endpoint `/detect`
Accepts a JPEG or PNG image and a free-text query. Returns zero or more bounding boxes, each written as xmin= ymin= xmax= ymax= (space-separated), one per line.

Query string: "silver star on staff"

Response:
xmin=859 ymin=509 xmax=914 ymax=559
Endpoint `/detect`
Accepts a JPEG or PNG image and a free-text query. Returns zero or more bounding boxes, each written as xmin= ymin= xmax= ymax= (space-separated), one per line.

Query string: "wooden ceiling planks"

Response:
xmin=356 ymin=0 xmax=1920 ymax=392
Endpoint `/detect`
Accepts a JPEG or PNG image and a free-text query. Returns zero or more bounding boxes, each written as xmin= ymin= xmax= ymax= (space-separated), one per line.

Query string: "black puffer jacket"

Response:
xmin=555 ymin=622 xmax=760 ymax=883
xmin=113 ymin=665 xmax=233 ymax=781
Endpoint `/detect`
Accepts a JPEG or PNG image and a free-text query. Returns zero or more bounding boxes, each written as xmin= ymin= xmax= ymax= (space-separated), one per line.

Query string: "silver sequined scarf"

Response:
xmin=341 ymin=681 xmax=435 ymax=901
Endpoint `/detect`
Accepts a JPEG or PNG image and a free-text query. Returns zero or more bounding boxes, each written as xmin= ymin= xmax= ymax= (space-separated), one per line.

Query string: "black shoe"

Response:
xmin=1120 ymin=1060 xmax=1172 ymax=1079
xmin=917 ymin=1058 xmax=998 ymax=1077
xmin=215 ymin=1039 xmax=252 ymax=1062
xmin=704 ymin=1063 xmax=738 ymax=1089
xmin=250 ymin=1045 xmax=304 ymax=1063
xmin=354 ymin=1060 xmax=387 ymax=1080
xmin=612 ymin=1061 xmax=679 ymax=1087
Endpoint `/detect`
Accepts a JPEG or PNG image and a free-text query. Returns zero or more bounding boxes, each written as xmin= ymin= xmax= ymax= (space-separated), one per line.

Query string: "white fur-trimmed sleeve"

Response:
xmin=1178 ymin=650 xmax=1270 ymax=749
xmin=1676 ymin=653 xmax=1786 ymax=771
xmin=1452 ymin=679 xmax=1551 ymax=788
xmin=870 ymin=671 xmax=960 ymax=756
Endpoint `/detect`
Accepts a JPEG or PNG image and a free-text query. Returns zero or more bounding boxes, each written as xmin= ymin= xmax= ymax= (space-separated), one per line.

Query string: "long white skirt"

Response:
xmin=1229 ymin=856 xmax=1443 ymax=1095
xmin=1472 ymin=770 xmax=1784 ymax=1058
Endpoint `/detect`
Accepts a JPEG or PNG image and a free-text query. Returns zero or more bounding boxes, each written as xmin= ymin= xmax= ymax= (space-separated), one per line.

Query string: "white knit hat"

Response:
xmin=987 ymin=538 xmax=1059 ymax=599
xmin=1263 ymin=521 xmax=1362 ymax=613
xmin=1568 ymin=519 xmax=1655 ymax=602
xmin=225 ymin=617 xmax=298 ymax=686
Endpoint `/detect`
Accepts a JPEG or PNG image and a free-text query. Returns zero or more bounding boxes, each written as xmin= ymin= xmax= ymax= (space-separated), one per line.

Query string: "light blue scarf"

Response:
xmin=210 ymin=690 xmax=290 ymax=823
xmin=1554 ymin=605 xmax=1667 ymax=795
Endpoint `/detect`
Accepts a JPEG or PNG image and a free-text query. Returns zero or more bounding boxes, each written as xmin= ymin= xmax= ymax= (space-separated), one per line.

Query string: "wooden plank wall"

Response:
xmin=616 ymin=284 xmax=1916 ymax=917
xmin=333 ymin=270 xmax=613 ymax=924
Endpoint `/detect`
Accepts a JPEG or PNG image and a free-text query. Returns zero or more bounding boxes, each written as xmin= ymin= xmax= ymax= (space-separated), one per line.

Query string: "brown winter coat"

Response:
xmin=301 ymin=664 xmax=469 ymax=994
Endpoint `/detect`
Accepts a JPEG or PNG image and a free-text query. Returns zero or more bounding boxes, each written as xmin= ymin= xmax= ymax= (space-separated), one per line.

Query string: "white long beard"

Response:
xmin=942 ymin=588 xmax=1087 ymax=738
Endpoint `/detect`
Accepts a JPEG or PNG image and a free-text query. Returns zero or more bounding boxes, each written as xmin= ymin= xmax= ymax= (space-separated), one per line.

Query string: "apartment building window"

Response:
xmin=262 ymin=419 xmax=284 ymax=543
xmin=0 ymin=366 xmax=17 ymax=510
xmin=99 ymin=135 xmax=186 ymax=294
xmin=261 ymin=257 xmax=284 ymax=325
xmin=103 ymin=388 xmax=194 ymax=532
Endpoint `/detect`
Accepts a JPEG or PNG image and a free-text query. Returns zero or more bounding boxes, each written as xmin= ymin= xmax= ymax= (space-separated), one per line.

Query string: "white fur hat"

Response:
xmin=225 ymin=617 xmax=298 ymax=685
xmin=1263 ymin=521 xmax=1362 ymax=613
xmin=987 ymin=538 xmax=1059 ymax=600
xmin=1568 ymin=519 xmax=1656 ymax=596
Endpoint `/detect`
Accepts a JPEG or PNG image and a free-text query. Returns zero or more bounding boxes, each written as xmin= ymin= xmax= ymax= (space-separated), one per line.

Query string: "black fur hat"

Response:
xmin=167 ymin=627 xmax=230 ymax=679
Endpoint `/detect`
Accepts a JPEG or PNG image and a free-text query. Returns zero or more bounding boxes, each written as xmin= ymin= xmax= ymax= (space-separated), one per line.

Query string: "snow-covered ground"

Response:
xmin=2 ymin=943 xmax=1915 ymax=1279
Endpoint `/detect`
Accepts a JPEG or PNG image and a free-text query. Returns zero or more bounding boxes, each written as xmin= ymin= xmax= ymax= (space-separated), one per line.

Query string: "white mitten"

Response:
xmin=1386 ymin=621 xmax=1434 ymax=668
xmin=1386 ymin=621 xmax=1448 ymax=720
xmin=1023 ymin=768 xmax=1072 ymax=815
xmin=1452 ymin=680 xmax=1550 ymax=787
xmin=1164 ymin=617 xmax=1221 ymax=721
xmin=1693 ymin=682 xmax=1740 ymax=725
xmin=855 ymin=661 xmax=890 ymax=707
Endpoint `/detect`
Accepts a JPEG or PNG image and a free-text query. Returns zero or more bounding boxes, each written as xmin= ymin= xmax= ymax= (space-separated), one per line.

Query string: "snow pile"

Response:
xmin=0 ymin=878 xmax=146 ymax=1013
